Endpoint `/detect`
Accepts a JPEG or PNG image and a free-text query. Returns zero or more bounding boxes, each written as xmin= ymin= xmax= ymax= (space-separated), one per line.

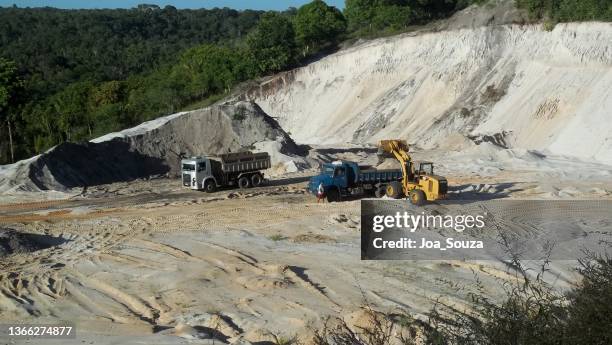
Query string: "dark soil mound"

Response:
xmin=28 ymin=140 xmax=168 ymax=191
xmin=0 ymin=228 xmax=68 ymax=257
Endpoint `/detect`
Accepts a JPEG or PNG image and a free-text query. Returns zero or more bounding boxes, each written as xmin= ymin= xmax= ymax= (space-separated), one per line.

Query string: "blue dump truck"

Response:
xmin=308 ymin=161 xmax=403 ymax=202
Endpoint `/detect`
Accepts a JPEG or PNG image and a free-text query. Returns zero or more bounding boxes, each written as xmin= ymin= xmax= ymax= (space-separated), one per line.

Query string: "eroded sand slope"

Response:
xmin=250 ymin=23 xmax=612 ymax=164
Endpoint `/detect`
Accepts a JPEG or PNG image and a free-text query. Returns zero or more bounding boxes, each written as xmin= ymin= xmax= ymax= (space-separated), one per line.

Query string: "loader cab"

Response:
xmin=416 ymin=162 xmax=434 ymax=176
xmin=411 ymin=161 xmax=448 ymax=201
xmin=181 ymin=157 xmax=211 ymax=190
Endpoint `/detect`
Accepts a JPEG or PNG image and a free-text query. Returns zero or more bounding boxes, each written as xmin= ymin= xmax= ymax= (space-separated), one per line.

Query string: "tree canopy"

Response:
xmin=294 ymin=0 xmax=347 ymax=55
xmin=247 ymin=12 xmax=297 ymax=74
xmin=516 ymin=0 xmax=612 ymax=21
xmin=0 ymin=6 xmax=263 ymax=163
xmin=344 ymin=0 xmax=465 ymax=35
xmin=0 ymin=59 xmax=21 ymax=113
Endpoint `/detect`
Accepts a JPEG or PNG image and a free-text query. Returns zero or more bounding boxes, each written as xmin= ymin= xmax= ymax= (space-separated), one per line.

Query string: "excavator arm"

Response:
xmin=377 ymin=139 xmax=412 ymax=189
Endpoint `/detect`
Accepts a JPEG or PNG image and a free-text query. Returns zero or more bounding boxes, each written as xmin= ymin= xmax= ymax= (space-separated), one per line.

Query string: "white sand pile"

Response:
xmin=249 ymin=21 xmax=612 ymax=164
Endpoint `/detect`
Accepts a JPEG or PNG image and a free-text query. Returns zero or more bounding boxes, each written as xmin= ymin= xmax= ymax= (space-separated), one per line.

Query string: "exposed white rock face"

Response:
xmin=250 ymin=22 xmax=612 ymax=164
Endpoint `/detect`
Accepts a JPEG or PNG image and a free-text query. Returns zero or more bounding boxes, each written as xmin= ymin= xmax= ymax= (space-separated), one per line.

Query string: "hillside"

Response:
xmin=0 ymin=6 xmax=265 ymax=164
xmin=1 ymin=2 xmax=612 ymax=196
xmin=0 ymin=0 xmax=478 ymax=165
xmin=0 ymin=6 xmax=262 ymax=90
xmin=1 ymin=21 xmax=611 ymax=196
xmin=249 ymin=22 xmax=612 ymax=164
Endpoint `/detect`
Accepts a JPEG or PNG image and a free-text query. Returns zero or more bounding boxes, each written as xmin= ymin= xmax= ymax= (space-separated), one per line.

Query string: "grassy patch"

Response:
xmin=268 ymin=234 xmax=287 ymax=242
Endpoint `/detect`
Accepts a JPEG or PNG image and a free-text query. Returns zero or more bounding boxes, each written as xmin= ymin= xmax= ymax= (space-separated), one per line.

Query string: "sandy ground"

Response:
xmin=1 ymin=148 xmax=611 ymax=345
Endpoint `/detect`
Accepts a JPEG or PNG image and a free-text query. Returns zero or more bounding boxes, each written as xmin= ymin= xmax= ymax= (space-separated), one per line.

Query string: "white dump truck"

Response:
xmin=181 ymin=151 xmax=271 ymax=192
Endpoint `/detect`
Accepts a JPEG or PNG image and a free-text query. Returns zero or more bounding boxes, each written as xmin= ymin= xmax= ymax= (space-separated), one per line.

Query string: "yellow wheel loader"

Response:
xmin=377 ymin=139 xmax=447 ymax=205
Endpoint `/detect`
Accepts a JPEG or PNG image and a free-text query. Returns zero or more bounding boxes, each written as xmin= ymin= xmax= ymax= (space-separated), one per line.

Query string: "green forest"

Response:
xmin=1 ymin=0 xmax=610 ymax=164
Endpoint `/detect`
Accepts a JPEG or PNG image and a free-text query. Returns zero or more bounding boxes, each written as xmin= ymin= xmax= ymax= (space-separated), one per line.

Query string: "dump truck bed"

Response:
xmin=218 ymin=152 xmax=271 ymax=173
xmin=357 ymin=169 xmax=402 ymax=183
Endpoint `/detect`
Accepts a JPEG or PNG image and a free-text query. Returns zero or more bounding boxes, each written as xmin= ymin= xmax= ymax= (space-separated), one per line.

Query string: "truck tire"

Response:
xmin=386 ymin=181 xmax=402 ymax=199
xmin=410 ymin=190 xmax=426 ymax=206
xmin=251 ymin=173 xmax=263 ymax=187
xmin=204 ymin=180 xmax=217 ymax=193
xmin=238 ymin=176 xmax=251 ymax=189
xmin=326 ymin=189 xmax=340 ymax=202
xmin=375 ymin=186 xmax=386 ymax=198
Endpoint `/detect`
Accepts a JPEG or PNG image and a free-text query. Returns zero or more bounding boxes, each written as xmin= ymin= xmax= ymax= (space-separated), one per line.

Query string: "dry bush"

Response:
xmin=426 ymin=253 xmax=612 ymax=345
xmin=311 ymin=308 xmax=420 ymax=345
xmin=563 ymin=255 xmax=612 ymax=345
xmin=311 ymin=248 xmax=611 ymax=345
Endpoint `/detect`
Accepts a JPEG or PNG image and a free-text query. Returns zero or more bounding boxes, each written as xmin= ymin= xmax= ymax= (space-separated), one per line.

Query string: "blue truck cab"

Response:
xmin=308 ymin=161 xmax=403 ymax=202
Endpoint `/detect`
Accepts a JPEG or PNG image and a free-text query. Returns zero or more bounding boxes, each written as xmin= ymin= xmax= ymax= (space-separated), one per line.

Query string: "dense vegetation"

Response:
xmin=0 ymin=3 xmax=340 ymax=163
xmin=0 ymin=5 xmax=263 ymax=94
xmin=0 ymin=5 xmax=267 ymax=163
xmin=1 ymin=0 xmax=610 ymax=164
xmin=344 ymin=0 xmax=477 ymax=35
xmin=516 ymin=0 xmax=612 ymax=22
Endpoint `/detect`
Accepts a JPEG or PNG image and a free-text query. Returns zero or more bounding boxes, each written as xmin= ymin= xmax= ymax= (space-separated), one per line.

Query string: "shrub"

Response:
xmin=426 ymin=254 xmax=612 ymax=345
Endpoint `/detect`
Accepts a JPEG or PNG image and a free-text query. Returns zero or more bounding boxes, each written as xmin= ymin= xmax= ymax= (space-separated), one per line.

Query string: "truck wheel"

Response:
xmin=326 ymin=189 xmax=340 ymax=202
xmin=238 ymin=176 xmax=251 ymax=189
xmin=204 ymin=180 xmax=217 ymax=193
xmin=375 ymin=186 xmax=386 ymax=198
xmin=386 ymin=181 xmax=402 ymax=199
xmin=251 ymin=174 xmax=263 ymax=187
xmin=410 ymin=190 xmax=426 ymax=206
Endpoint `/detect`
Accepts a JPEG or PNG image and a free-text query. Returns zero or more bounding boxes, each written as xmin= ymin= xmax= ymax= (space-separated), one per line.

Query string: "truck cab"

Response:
xmin=309 ymin=161 xmax=352 ymax=201
xmin=310 ymin=161 xmax=358 ymax=186
xmin=181 ymin=157 xmax=213 ymax=190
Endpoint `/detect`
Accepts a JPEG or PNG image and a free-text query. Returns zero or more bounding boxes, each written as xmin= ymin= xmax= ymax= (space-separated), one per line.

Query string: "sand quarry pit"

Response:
xmin=1 ymin=147 xmax=611 ymax=344
xmin=0 ymin=4 xmax=611 ymax=343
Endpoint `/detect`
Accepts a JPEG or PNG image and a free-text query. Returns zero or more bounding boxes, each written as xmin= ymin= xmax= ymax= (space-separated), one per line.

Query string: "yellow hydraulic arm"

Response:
xmin=377 ymin=139 xmax=411 ymax=189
